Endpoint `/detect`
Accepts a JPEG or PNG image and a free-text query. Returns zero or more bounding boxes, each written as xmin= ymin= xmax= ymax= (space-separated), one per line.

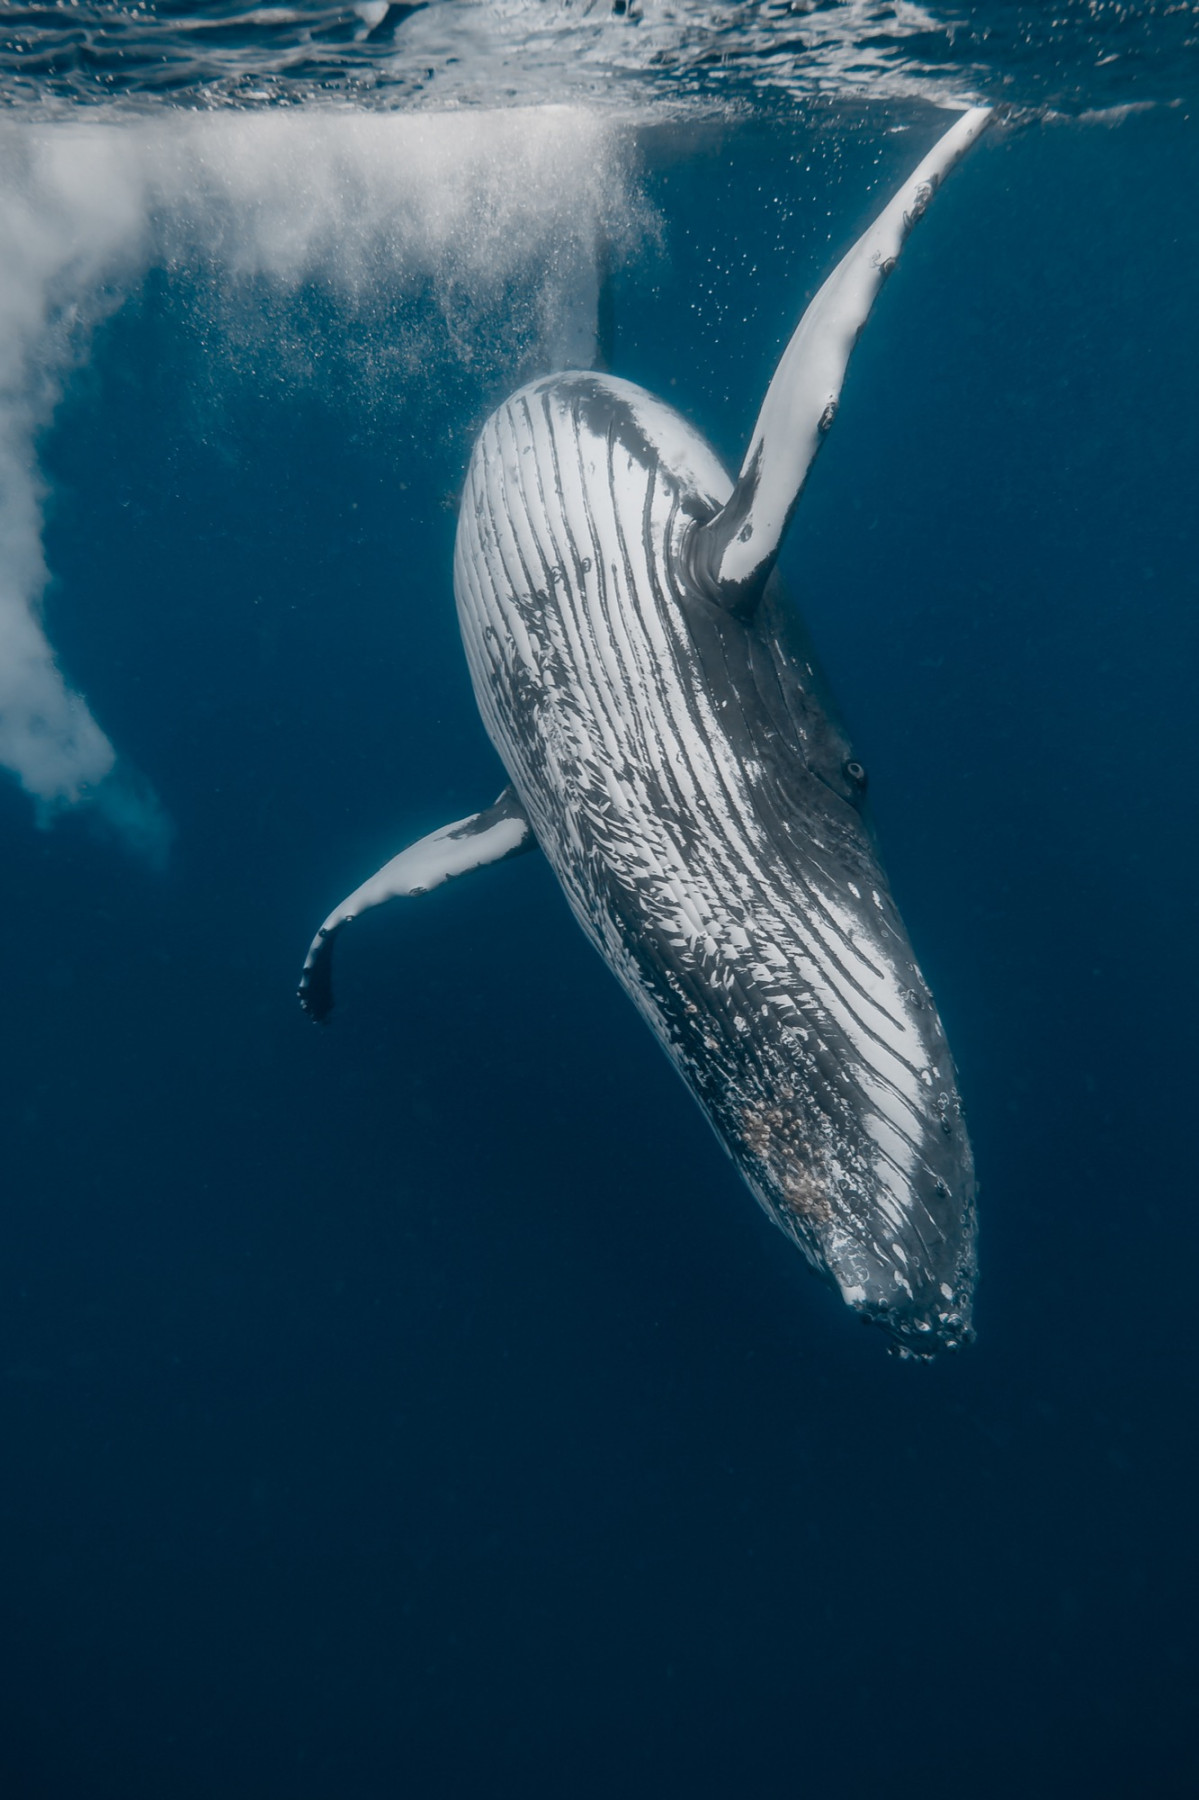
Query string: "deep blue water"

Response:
xmin=3 ymin=93 xmax=1198 ymax=1800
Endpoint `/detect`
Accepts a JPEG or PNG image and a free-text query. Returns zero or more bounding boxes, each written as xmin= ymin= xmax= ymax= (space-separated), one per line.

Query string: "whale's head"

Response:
xmin=700 ymin=586 xmax=980 ymax=1359
xmin=717 ymin=802 xmax=978 ymax=1359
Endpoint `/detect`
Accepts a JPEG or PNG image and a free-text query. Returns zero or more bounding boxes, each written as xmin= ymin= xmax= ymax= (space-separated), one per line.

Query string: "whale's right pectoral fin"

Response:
xmin=692 ymin=104 xmax=992 ymax=615
xmin=298 ymin=784 xmax=535 ymax=1022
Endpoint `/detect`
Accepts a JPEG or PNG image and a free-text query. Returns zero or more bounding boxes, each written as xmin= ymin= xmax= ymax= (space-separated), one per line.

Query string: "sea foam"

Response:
xmin=0 ymin=106 xmax=642 ymax=863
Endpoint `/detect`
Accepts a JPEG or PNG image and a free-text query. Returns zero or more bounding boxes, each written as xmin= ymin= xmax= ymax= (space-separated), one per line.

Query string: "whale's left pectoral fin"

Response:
xmin=298 ymin=784 xmax=535 ymax=1022
xmin=692 ymin=105 xmax=992 ymax=614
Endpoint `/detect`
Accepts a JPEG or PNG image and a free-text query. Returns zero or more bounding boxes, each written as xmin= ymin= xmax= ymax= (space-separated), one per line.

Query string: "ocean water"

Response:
xmin=2 ymin=7 xmax=1197 ymax=1798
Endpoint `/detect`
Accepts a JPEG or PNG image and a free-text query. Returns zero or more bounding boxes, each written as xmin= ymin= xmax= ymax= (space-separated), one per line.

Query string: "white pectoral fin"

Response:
xmin=693 ymin=105 xmax=992 ymax=611
xmin=298 ymin=785 xmax=535 ymax=1022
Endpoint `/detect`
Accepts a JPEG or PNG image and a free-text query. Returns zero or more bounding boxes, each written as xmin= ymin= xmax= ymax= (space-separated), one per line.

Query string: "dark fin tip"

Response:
xmin=298 ymin=928 xmax=336 ymax=1024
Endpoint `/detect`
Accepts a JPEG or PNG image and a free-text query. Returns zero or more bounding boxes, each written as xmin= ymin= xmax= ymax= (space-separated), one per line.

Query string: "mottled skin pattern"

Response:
xmin=454 ymin=374 xmax=976 ymax=1356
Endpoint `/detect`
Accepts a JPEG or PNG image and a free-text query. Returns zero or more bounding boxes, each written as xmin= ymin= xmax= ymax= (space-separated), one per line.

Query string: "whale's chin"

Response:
xmin=757 ymin=1177 xmax=977 ymax=1359
xmin=877 ymin=1310 xmax=976 ymax=1363
xmin=856 ymin=1277 xmax=977 ymax=1360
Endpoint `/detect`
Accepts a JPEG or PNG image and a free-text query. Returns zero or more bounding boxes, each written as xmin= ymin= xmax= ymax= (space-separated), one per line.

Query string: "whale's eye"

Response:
xmin=845 ymin=759 xmax=868 ymax=790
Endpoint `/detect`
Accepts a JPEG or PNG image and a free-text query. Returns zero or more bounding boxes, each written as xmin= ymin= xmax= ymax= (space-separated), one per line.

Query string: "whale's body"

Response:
xmin=301 ymin=109 xmax=990 ymax=1355
xmin=454 ymin=373 xmax=974 ymax=1352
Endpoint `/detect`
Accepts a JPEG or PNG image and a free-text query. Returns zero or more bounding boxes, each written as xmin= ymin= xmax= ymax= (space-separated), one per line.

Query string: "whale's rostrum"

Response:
xmin=300 ymin=107 xmax=991 ymax=1357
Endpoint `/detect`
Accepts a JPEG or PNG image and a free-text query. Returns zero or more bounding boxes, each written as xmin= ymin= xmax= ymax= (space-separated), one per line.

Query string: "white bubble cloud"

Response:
xmin=0 ymin=106 xmax=645 ymax=863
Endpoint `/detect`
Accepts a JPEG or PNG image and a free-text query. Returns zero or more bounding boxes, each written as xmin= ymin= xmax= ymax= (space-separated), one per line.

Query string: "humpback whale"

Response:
xmin=300 ymin=107 xmax=990 ymax=1357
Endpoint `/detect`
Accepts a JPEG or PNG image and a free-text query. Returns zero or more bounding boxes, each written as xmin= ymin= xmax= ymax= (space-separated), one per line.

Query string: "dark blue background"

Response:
xmin=3 ymin=109 xmax=1196 ymax=1797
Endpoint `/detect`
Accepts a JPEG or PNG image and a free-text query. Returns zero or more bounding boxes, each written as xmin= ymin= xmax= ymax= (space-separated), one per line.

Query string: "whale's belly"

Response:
xmin=453 ymin=373 xmax=976 ymax=1355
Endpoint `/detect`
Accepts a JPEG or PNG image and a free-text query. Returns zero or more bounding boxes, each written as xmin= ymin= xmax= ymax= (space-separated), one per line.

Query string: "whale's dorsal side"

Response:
xmin=298 ymin=785 xmax=534 ymax=1022
xmin=691 ymin=105 xmax=992 ymax=615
